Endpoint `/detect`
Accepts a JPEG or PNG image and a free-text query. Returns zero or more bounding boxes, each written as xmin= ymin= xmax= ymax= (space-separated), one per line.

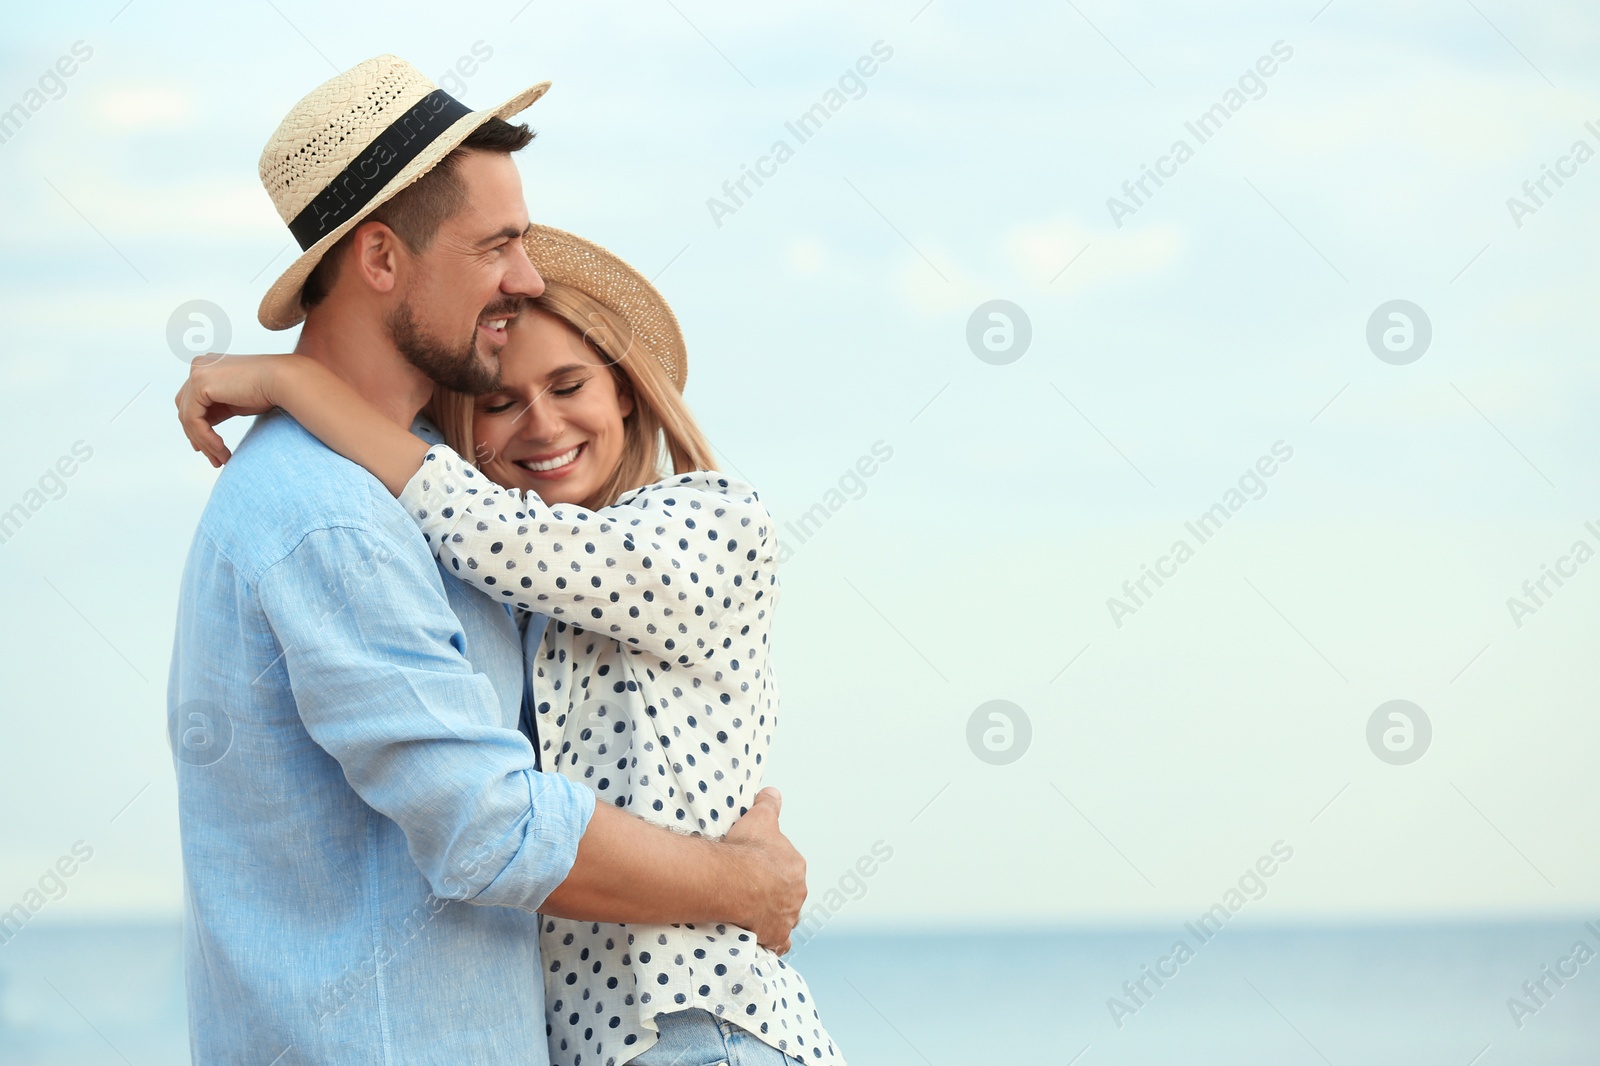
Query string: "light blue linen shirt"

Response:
xmin=167 ymin=411 xmax=595 ymax=1064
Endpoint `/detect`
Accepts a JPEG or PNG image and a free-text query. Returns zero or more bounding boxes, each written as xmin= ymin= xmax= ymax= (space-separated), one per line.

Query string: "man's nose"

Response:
xmin=504 ymin=238 xmax=545 ymax=299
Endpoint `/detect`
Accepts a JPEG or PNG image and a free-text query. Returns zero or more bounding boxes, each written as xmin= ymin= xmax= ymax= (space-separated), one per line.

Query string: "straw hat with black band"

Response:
xmin=257 ymin=56 xmax=690 ymax=392
xmin=256 ymin=54 xmax=550 ymax=331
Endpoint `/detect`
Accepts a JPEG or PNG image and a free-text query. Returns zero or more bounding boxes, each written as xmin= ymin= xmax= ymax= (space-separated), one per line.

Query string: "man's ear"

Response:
xmin=349 ymin=219 xmax=404 ymax=295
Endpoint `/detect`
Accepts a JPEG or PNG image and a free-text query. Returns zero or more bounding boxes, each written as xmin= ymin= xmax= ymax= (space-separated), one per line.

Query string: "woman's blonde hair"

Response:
xmin=425 ymin=281 xmax=714 ymax=509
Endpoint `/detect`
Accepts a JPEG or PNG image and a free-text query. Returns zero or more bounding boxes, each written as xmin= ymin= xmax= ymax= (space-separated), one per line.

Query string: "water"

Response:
xmin=0 ymin=924 xmax=185 ymax=1065
xmin=1 ymin=921 xmax=1595 ymax=1064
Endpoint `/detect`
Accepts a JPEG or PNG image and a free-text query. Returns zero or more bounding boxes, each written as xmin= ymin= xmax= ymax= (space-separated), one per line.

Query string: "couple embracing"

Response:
xmin=169 ymin=55 xmax=844 ymax=1065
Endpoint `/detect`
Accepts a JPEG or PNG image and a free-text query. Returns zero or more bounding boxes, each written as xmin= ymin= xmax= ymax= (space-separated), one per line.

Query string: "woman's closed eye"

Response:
xmin=479 ymin=377 xmax=588 ymax=416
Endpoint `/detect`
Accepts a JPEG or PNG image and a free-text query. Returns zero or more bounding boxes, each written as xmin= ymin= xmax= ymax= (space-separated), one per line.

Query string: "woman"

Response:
xmin=177 ymin=225 xmax=843 ymax=1066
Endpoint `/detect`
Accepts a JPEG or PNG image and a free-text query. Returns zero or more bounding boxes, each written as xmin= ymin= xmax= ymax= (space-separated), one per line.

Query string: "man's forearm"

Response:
xmin=539 ymin=803 xmax=753 ymax=926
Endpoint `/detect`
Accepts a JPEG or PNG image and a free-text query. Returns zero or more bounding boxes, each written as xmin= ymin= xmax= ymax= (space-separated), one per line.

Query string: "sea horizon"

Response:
xmin=3 ymin=917 xmax=1596 ymax=1064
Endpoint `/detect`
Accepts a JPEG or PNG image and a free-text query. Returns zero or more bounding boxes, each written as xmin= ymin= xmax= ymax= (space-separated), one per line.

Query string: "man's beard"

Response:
xmin=386 ymin=300 xmax=513 ymax=396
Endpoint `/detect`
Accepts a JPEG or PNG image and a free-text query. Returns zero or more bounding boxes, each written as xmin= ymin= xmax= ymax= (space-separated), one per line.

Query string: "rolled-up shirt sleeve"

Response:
xmin=255 ymin=522 xmax=595 ymax=911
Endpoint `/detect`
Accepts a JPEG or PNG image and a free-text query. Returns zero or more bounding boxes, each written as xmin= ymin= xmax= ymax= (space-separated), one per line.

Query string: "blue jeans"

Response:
xmin=631 ymin=1009 xmax=801 ymax=1066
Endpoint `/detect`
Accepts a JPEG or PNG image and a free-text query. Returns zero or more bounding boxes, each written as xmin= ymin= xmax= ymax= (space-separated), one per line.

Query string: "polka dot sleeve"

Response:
xmin=397 ymin=445 xmax=776 ymax=662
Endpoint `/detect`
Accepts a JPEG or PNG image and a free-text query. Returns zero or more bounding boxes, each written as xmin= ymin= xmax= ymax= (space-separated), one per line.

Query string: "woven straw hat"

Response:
xmin=525 ymin=224 xmax=688 ymax=391
xmin=257 ymin=54 xmax=550 ymax=331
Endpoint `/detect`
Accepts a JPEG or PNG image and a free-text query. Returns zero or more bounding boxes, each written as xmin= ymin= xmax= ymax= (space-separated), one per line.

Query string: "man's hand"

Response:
xmin=721 ymin=788 xmax=807 ymax=954
xmin=539 ymin=785 xmax=808 ymax=953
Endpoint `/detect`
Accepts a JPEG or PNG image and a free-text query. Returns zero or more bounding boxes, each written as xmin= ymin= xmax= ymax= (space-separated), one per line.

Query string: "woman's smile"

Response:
xmin=511 ymin=442 xmax=587 ymax=479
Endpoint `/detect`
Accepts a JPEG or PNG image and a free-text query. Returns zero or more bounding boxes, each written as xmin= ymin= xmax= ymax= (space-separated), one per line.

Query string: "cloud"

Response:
xmin=786 ymin=237 xmax=827 ymax=274
xmin=895 ymin=244 xmax=983 ymax=315
xmin=95 ymin=86 xmax=195 ymax=130
xmin=23 ymin=174 xmax=282 ymax=241
xmin=120 ymin=180 xmax=282 ymax=236
xmin=1250 ymin=76 xmax=1600 ymax=170
xmin=893 ymin=217 xmax=1183 ymax=314
xmin=1006 ymin=217 xmax=1183 ymax=291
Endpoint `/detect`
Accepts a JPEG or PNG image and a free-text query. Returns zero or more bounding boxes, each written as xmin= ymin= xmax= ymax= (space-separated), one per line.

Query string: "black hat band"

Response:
xmin=287 ymin=89 xmax=473 ymax=251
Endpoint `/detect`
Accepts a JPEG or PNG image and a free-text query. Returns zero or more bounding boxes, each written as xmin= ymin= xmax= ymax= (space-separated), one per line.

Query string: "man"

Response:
xmin=168 ymin=55 xmax=805 ymax=1064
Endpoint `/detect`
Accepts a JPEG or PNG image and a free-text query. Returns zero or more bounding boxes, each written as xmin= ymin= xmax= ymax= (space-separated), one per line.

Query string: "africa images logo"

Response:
xmin=706 ymin=41 xmax=894 ymax=227
xmin=1105 ymin=41 xmax=1294 ymax=228
xmin=0 ymin=41 xmax=93 ymax=148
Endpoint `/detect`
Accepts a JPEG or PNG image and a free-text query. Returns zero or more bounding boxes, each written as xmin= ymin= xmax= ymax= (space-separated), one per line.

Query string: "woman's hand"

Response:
xmin=175 ymin=353 xmax=308 ymax=467
xmin=176 ymin=350 xmax=428 ymax=494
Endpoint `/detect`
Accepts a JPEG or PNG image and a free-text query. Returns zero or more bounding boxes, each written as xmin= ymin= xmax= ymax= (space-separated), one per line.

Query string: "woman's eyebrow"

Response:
xmin=545 ymin=363 xmax=590 ymax=377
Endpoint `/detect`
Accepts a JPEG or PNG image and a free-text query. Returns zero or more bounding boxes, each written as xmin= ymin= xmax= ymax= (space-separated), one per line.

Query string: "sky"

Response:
xmin=0 ymin=0 xmax=1598 ymax=931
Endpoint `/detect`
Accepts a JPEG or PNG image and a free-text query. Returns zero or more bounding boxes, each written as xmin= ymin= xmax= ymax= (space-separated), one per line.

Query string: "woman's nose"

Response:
xmin=517 ymin=394 xmax=564 ymax=442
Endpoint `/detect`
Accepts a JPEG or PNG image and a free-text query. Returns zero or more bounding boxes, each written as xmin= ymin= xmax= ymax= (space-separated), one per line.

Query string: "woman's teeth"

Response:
xmin=483 ymin=319 xmax=507 ymax=330
xmin=517 ymin=444 xmax=582 ymax=472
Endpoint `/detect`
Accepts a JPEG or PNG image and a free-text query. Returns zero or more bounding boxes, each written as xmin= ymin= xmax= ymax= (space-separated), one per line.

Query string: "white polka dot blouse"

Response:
xmin=398 ymin=444 xmax=844 ymax=1066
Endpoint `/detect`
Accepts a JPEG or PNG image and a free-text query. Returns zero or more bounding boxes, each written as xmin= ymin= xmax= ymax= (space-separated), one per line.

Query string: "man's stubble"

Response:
xmin=386 ymin=292 xmax=515 ymax=397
